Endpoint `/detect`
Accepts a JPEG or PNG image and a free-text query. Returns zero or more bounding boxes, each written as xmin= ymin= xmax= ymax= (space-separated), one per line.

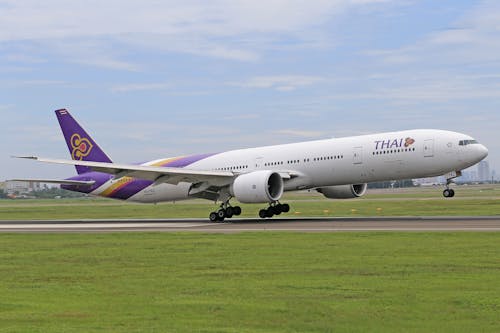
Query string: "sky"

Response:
xmin=1 ymin=0 xmax=499 ymax=180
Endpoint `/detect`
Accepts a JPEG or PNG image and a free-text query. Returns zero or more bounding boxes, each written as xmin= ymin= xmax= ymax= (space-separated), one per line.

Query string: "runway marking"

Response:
xmin=1 ymin=217 xmax=499 ymax=233
xmin=186 ymin=228 xmax=500 ymax=232
xmin=0 ymin=222 xmax=213 ymax=229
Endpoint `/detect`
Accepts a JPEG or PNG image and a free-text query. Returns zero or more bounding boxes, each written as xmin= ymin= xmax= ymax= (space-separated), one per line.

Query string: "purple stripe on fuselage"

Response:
xmin=159 ymin=153 xmax=218 ymax=168
xmin=63 ymin=152 xmax=219 ymax=200
xmin=109 ymin=179 xmax=153 ymax=200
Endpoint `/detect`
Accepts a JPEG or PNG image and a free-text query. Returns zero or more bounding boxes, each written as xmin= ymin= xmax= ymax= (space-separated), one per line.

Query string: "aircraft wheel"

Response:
xmin=209 ymin=212 xmax=218 ymax=222
xmin=443 ymin=189 xmax=452 ymax=198
xmin=233 ymin=206 xmax=242 ymax=216
xmin=217 ymin=209 xmax=226 ymax=221
xmin=449 ymin=189 xmax=455 ymax=197
xmin=259 ymin=209 xmax=268 ymax=219
xmin=281 ymin=203 xmax=290 ymax=213
xmin=266 ymin=208 xmax=274 ymax=218
xmin=225 ymin=206 xmax=234 ymax=218
xmin=273 ymin=205 xmax=282 ymax=215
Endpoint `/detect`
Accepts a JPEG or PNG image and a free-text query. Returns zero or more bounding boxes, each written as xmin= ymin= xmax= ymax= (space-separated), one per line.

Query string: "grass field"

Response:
xmin=0 ymin=232 xmax=499 ymax=333
xmin=1 ymin=185 xmax=499 ymax=220
xmin=1 ymin=186 xmax=499 ymax=332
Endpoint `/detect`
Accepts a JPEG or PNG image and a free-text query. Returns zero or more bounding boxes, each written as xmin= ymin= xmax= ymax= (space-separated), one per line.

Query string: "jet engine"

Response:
xmin=317 ymin=184 xmax=367 ymax=199
xmin=231 ymin=170 xmax=284 ymax=203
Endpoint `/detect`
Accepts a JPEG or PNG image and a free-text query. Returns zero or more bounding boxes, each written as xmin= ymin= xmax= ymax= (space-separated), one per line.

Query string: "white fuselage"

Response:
xmin=92 ymin=129 xmax=488 ymax=203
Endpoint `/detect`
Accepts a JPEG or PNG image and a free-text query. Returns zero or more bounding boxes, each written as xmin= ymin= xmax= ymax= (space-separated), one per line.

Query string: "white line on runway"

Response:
xmin=0 ymin=223 xmax=213 ymax=229
xmin=163 ymin=228 xmax=500 ymax=232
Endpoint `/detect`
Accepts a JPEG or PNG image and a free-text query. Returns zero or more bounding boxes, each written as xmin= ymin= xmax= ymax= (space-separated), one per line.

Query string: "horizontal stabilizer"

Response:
xmin=11 ymin=155 xmax=38 ymax=160
xmin=8 ymin=179 xmax=96 ymax=186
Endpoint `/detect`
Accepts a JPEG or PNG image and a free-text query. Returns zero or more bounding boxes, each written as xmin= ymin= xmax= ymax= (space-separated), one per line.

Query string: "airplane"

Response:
xmin=12 ymin=109 xmax=488 ymax=221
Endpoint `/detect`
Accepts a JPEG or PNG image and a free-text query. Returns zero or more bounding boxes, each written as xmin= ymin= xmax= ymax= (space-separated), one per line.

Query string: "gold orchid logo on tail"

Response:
xmin=70 ymin=133 xmax=94 ymax=160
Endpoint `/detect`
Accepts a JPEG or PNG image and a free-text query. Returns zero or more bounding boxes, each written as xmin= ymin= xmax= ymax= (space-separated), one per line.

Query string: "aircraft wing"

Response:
xmin=9 ymin=178 xmax=96 ymax=186
xmin=16 ymin=156 xmax=236 ymax=187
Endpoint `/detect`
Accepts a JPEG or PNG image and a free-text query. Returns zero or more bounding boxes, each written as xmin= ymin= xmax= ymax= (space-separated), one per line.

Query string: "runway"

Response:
xmin=1 ymin=216 xmax=500 ymax=233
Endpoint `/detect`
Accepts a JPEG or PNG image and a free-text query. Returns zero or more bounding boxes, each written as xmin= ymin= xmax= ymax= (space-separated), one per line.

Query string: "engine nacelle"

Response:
xmin=317 ymin=184 xmax=367 ymax=199
xmin=231 ymin=171 xmax=284 ymax=203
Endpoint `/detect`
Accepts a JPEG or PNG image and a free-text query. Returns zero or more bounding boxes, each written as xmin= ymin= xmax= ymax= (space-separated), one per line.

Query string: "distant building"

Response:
xmin=458 ymin=170 xmax=473 ymax=182
xmin=470 ymin=171 xmax=478 ymax=181
xmin=478 ymin=161 xmax=491 ymax=182
xmin=6 ymin=181 xmax=41 ymax=194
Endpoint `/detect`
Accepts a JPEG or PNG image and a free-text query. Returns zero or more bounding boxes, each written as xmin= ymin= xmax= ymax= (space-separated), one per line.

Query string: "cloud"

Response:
xmin=349 ymin=0 xmax=395 ymax=3
xmin=0 ymin=0 xmax=399 ymax=66
xmin=231 ymin=75 xmax=325 ymax=91
xmin=273 ymin=129 xmax=326 ymax=138
xmin=380 ymin=79 xmax=500 ymax=102
xmin=324 ymin=74 xmax=500 ymax=103
xmin=46 ymin=39 xmax=141 ymax=71
xmin=111 ymin=83 xmax=172 ymax=93
xmin=76 ymin=57 xmax=140 ymax=72
xmin=222 ymin=114 xmax=260 ymax=120
xmin=4 ymin=53 xmax=46 ymax=64
xmin=0 ymin=79 xmax=66 ymax=88
xmin=117 ymin=34 xmax=260 ymax=62
xmin=354 ymin=0 xmax=500 ymax=108
xmin=369 ymin=1 xmax=500 ymax=66
xmin=0 ymin=104 xmax=14 ymax=112
xmin=6 ymin=124 xmax=61 ymax=144
xmin=0 ymin=1 xmax=392 ymax=41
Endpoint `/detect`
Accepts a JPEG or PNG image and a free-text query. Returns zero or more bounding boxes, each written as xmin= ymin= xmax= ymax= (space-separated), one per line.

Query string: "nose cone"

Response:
xmin=477 ymin=144 xmax=489 ymax=161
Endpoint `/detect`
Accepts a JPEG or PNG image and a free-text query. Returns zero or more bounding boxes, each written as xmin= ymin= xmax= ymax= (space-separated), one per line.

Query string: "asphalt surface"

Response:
xmin=1 ymin=216 xmax=500 ymax=233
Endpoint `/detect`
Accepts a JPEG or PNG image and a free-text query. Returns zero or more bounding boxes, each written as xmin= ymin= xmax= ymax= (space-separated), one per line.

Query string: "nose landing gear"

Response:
xmin=443 ymin=188 xmax=455 ymax=198
xmin=442 ymin=171 xmax=461 ymax=198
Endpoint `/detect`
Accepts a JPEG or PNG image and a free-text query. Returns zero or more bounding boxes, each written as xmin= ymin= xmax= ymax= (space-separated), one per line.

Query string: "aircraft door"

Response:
xmin=254 ymin=157 xmax=264 ymax=170
xmin=353 ymin=146 xmax=363 ymax=165
xmin=423 ymin=139 xmax=434 ymax=158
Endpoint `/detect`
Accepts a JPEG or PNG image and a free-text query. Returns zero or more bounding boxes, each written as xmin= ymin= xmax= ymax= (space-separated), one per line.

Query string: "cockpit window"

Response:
xmin=459 ymin=139 xmax=479 ymax=146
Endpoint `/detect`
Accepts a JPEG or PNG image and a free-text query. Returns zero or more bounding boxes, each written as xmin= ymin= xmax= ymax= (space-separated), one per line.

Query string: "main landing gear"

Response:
xmin=208 ymin=201 xmax=291 ymax=222
xmin=209 ymin=203 xmax=242 ymax=222
xmin=259 ymin=202 xmax=290 ymax=219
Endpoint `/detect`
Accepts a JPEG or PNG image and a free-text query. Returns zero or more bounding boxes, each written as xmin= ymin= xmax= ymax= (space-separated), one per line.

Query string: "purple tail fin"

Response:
xmin=55 ymin=109 xmax=112 ymax=174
